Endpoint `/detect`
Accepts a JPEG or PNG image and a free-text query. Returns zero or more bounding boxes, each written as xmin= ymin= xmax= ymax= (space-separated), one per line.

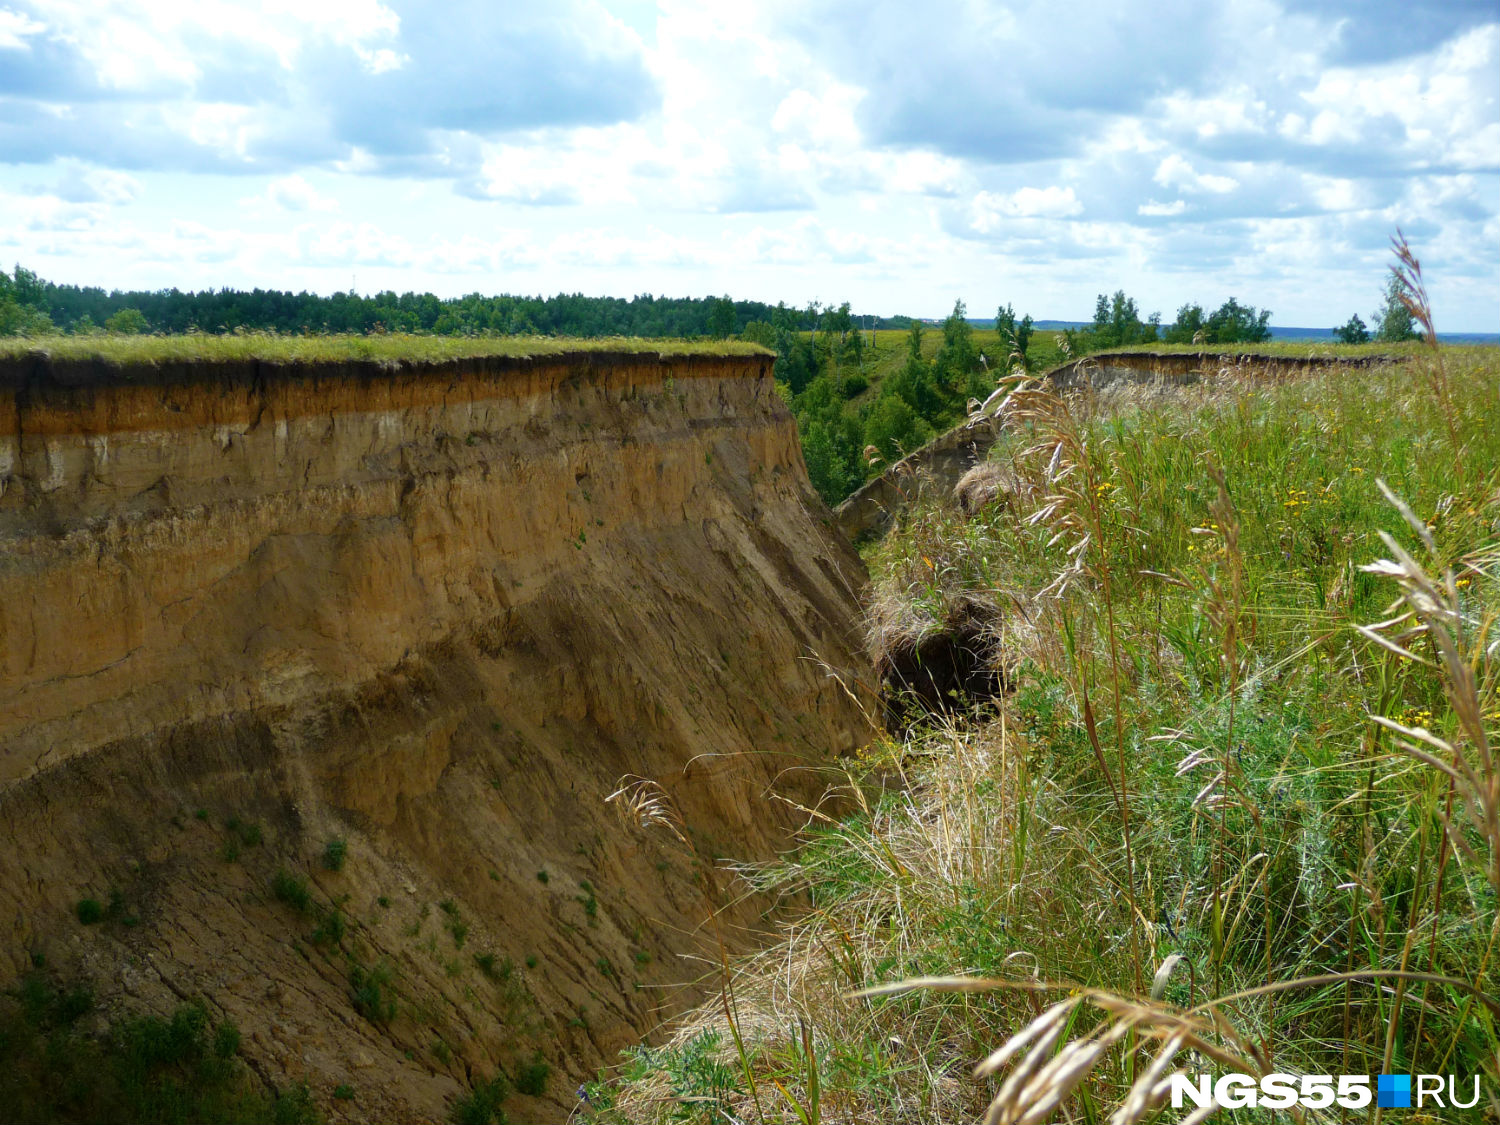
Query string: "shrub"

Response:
xmin=311 ymin=908 xmax=346 ymax=946
xmin=348 ymin=962 xmax=396 ymax=1025
xmin=270 ymin=870 xmax=312 ymax=913
xmin=0 ymin=978 xmax=317 ymax=1124
xmin=75 ymin=899 xmax=103 ymax=925
xmin=213 ymin=1020 xmax=241 ymax=1059
xmin=513 ymin=1054 xmax=550 ymax=1098
xmin=321 ymin=838 xmax=347 ymax=872
xmin=450 ymin=1073 xmax=509 ymax=1125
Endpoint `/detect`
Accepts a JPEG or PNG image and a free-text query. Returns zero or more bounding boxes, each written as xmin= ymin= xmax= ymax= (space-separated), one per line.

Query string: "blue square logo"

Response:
xmin=1378 ymin=1074 xmax=1411 ymax=1108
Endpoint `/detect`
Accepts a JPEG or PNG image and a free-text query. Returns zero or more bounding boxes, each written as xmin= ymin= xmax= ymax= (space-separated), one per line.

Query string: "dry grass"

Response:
xmin=587 ymin=246 xmax=1499 ymax=1125
xmin=953 ymin=463 xmax=1027 ymax=518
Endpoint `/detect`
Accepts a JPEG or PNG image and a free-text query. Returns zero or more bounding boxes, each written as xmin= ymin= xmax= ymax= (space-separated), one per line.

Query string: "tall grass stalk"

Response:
xmin=596 ymin=239 xmax=1499 ymax=1125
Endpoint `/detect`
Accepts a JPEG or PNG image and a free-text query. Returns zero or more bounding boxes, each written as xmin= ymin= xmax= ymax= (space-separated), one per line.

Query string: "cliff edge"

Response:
xmin=0 ymin=347 xmax=871 ymax=1122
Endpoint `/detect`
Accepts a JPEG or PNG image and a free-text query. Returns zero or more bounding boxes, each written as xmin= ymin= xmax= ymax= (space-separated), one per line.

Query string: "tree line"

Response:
xmin=782 ymin=291 xmax=1279 ymax=504
xmin=0 ymin=265 xmax=860 ymax=340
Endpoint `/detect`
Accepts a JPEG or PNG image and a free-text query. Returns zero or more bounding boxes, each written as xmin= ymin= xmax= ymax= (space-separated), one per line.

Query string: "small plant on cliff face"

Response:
xmin=225 ymin=817 xmax=263 ymax=847
xmin=513 ymin=1054 xmax=550 ymax=1097
xmin=348 ymin=961 xmax=397 ymax=1025
xmin=333 ymin=1084 xmax=355 ymax=1101
xmin=271 ymin=870 xmax=312 ymax=913
xmin=575 ymin=881 xmax=598 ymax=923
xmin=321 ymin=837 xmax=348 ymax=872
xmin=311 ymin=907 xmax=346 ymax=946
xmin=450 ymin=1073 xmax=510 ymax=1125
xmin=75 ymin=899 xmax=103 ymax=925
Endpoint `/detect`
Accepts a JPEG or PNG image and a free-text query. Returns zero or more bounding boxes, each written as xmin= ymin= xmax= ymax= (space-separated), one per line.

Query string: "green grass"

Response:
xmin=0 ymin=976 xmax=320 ymax=1124
xmin=1086 ymin=338 xmax=1428 ymax=359
xmin=270 ymin=870 xmax=312 ymax=913
xmin=0 ymin=331 xmax=771 ymax=366
xmin=451 ymin=1073 xmax=510 ymax=1125
xmin=601 ymin=343 xmax=1500 ymax=1123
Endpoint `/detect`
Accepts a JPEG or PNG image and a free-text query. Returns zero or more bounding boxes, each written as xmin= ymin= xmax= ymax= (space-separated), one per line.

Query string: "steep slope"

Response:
xmin=0 ymin=348 xmax=871 ymax=1122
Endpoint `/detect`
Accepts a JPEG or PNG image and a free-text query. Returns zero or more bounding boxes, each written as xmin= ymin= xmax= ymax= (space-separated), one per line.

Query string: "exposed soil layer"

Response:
xmin=0 ymin=350 xmax=872 ymax=1122
xmin=876 ymin=599 xmax=1006 ymax=732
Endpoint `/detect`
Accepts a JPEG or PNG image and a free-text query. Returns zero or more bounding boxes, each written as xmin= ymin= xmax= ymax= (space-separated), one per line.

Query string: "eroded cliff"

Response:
xmin=0 ymin=348 xmax=871 ymax=1122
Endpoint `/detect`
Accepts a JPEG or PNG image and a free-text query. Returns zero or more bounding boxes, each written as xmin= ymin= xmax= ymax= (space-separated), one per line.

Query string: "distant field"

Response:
xmin=0 ymin=333 xmax=773 ymax=366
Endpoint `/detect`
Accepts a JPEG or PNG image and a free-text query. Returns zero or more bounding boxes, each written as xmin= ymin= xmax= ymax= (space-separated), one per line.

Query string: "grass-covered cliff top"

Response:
xmin=1086 ymin=339 xmax=1432 ymax=360
xmin=0 ymin=331 xmax=773 ymax=366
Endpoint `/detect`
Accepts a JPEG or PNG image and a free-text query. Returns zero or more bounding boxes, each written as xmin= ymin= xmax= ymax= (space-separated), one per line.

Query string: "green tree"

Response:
xmin=1203 ymin=297 xmax=1271 ymax=343
xmin=1080 ymin=290 xmax=1158 ymax=351
xmin=1164 ymin=302 xmax=1205 ymax=344
xmin=934 ymin=300 xmax=978 ymax=402
xmin=105 ymin=307 xmax=151 ymax=334
xmin=862 ymin=395 xmax=929 ymax=465
xmin=0 ymin=264 xmax=56 ymax=336
xmin=1333 ymin=314 xmax=1370 ymax=344
xmin=1374 ymin=274 xmax=1419 ymax=342
xmin=995 ymin=303 xmax=1034 ymax=368
xmin=884 ymin=320 xmax=942 ymax=419
xmin=707 ymin=296 xmax=736 ymax=339
xmin=1164 ymin=298 xmax=1270 ymax=344
xmin=740 ymin=319 xmax=776 ymax=348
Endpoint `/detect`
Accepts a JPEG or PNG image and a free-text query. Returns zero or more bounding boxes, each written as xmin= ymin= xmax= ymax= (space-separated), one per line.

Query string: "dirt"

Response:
xmin=0 ymin=350 xmax=873 ymax=1122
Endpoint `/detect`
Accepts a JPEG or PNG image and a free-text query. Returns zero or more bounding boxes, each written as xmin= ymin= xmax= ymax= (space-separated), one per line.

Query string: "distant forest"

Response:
xmin=0 ymin=264 xmax=919 ymax=340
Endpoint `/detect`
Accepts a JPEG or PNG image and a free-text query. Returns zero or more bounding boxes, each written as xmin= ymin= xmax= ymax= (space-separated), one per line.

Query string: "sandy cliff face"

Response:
xmin=0 ymin=350 xmax=870 ymax=1122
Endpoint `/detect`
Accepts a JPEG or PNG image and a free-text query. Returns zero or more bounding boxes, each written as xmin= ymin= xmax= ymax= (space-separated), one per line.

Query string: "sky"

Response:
xmin=1 ymin=0 xmax=1496 ymax=329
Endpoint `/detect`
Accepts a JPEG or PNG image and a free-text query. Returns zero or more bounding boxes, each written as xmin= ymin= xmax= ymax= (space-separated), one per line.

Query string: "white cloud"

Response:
xmin=1138 ymin=199 xmax=1187 ymax=216
xmin=0 ymin=7 xmax=45 ymax=49
xmin=1153 ymin=154 xmax=1239 ymax=194
xmin=266 ymin=174 xmax=339 ymax=212
xmin=969 ymin=186 xmax=1084 ymax=231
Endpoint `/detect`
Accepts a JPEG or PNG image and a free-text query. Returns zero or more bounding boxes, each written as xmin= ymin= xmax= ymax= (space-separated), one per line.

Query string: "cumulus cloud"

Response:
xmin=0 ymin=0 xmax=658 ymax=174
xmin=266 ymin=174 xmax=339 ymax=212
xmin=0 ymin=7 xmax=44 ymax=50
xmin=47 ymin=163 xmax=143 ymax=205
xmin=1153 ymin=154 xmax=1239 ymax=194
xmin=970 ymin=186 xmax=1085 ymax=229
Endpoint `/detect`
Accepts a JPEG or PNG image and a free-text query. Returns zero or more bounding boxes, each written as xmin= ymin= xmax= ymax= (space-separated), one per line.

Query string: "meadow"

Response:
xmin=593 ymin=318 xmax=1499 ymax=1122
xmin=0 ymin=331 xmax=771 ymax=366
